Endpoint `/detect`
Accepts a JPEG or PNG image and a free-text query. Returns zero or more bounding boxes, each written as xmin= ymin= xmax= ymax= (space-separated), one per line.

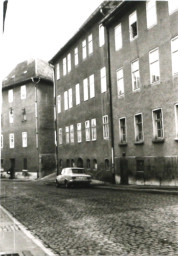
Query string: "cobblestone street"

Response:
xmin=1 ymin=180 xmax=178 ymax=256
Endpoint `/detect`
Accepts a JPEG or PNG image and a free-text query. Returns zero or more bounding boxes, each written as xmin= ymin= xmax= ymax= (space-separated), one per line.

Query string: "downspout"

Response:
xmin=105 ymin=25 xmax=116 ymax=184
xmin=50 ymin=64 xmax=59 ymax=176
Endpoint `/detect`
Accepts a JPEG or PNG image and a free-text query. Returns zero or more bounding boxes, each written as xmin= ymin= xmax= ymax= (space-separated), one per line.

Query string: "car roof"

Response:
xmin=63 ymin=167 xmax=84 ymax=170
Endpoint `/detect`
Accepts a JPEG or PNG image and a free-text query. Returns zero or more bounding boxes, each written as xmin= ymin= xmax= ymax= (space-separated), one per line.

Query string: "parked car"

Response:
xmin=56 ymin=167 xmax=92 ymax=188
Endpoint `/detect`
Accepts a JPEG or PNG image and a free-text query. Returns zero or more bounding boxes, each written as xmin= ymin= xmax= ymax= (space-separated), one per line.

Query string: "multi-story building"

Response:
xmin=102 ymin=1 xmax=178 ymax=185
xmin=50 ymin=1 xmax=119 ymax=181
xmin=1 ymin=59 xmax=55 ymax=179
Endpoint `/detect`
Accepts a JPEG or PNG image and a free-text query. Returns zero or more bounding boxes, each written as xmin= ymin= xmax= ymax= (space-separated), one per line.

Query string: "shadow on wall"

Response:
xmin=39 ymin=154 xmax=56 ymax=178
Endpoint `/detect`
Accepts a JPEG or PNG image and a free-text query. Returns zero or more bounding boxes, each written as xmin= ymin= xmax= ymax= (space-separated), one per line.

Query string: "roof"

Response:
xmin=2 ymin=58 xmax=53 ymax=89
xmin=49 ymin=1 xmax=120 ymax=64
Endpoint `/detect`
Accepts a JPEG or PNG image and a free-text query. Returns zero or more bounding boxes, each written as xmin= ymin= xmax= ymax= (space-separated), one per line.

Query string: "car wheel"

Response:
xmin=56 ymin=180 xmax=60 ymax=188
xmin=65 ymin=180 xmax=70 ymax=188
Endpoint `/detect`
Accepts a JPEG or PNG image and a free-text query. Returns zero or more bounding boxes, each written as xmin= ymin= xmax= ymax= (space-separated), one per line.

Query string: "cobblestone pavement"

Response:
xmin=1 ymin=180 xmax=178 ymax=256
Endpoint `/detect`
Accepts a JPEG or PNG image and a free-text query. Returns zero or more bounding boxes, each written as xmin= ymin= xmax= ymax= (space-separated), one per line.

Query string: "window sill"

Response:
xmin=132 ymin=88 xmax=140 ymax=93
xmin=118 ymin=94 xmax=125 ymax=99
xmin=174 ymin=138 xmax=178 ymax=142
xmin=134 ymin=140 xmax=144 ymax=145
xmin=119 ymin=142 xmax=127 ymax=147
xmin=152 ymin=138 xmax=165 ymax=144
xmin=151 ymin=80 xmax=160 ymax=86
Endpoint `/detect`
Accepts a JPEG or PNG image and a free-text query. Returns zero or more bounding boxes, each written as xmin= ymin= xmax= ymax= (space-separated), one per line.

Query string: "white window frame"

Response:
xmin=21 ymin=85 xmax=26 ymax=99
xmin=64 ymin=91 xmax=68 ymax=110
xmin=169 ymin=0 xmax=178 ymax=15
xmin=8 ymin=89 xmax=13 ymax=103
xmin=129 ymin=10 xmax=138 ymax=41
xmin=77 ymin=123 xmax=82 ymax=143
xmin=65 ymin=126 xmax=70 ymax=144
xmin=88 ymin=34 xmax=93 ymax=55
xmin=59 ymin=128 xmax=62 ymax=145
xmin=75 ymin=83 xmax=80 ymax=105
xmin=1 ymin=135 xmax=3 ymax=149
xmin=63 ymin=57 xmax=67 ymax=76
xmin=103 ymin=115 xmax=109 ymax=140
xmin=85 ymin=120 xmax=90 ymax=141
xmin=171 ymin=36 xmax=178 ymax=76
xmin=68 ymin=88 xmax=73 ymax=109
xmin=149 ymin=48 xmax=160 ymax=84
xmin=57 ymin=95 xmax=61 ymax=113
xmin=82 ymin=39 xmax=87 ymax=60
xmin=70 ymin=125 xmax=74 ymax=143
xmin=22 ymin=132 xmax=27 ymax=148
xmin=67 ymin=53 xmax=71 ymax=73
xmin=146 ymin=0 xmax=157 ymax=29
xmin=115 ymin=23 xmax=122 ymax=51
xmin=119 ymin=117 xmax=127 ymax=143
xmin=152 ymin=108 xmax=164 ymax=139
xmin=9 ymin=133 xmax=14 ymax=148
xmin=175 ymin=104 xmax=178 ymax=139
xmin=134 ymin=113 xmax=144 ymax=142
xmin=99 ymin=24 xmax=105 ymax=47
xmin=89 ymin=74 xmax=95 ymax=98
xmin=74 ymin=47 xmax=79 ymax=66
xmin=56 ymin=63 xmax=60 ymax=80
xmin=9 ymin=108 xmax=14 ymax=124
xmin=83 ymin=78 xmax=89 ymax=101
xmin=100 ymin=67 xmax=107 ymax=93
xmin=131 ymin=59 xmax=140 ymax=91
xmin=116 ymin=68 xmax=124 ymax=97
xmin=91 ymin=118 xmax=97 ymax=141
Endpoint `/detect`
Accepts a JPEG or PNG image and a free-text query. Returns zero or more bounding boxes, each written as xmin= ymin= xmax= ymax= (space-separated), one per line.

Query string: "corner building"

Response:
xmin=1 ymin=59 xmax=55 ymax=179
xmin=103 ymin=1 xmax=178 ymax=185
xmin=50 ymin=2 xmax=118 ymax=181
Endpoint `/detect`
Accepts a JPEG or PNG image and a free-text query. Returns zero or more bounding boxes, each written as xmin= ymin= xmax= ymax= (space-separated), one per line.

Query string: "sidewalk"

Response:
xmin=0 ymin=206 xmax=57 ymax=256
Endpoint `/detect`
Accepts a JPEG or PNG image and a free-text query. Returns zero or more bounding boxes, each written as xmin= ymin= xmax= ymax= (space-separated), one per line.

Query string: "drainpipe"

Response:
xmin=50 ymin=64 xmax=59 ymax=176
xmin=31 ymin=76 xmax=40 ymax=178
xmin=105 ymin=25 xmax=116 ymax=184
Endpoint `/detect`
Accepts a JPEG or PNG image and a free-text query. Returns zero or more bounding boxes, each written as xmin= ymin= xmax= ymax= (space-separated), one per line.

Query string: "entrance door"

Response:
xmin=10 ymin=158 xmax=15 ymax=169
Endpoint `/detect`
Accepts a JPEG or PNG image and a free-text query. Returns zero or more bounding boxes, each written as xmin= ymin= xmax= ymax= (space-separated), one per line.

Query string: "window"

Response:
xmin=88 ymin=34 xmax=93 ymax=55
xmin=8 ymin=89 xmax=13 ymax=103
xmin=64 ymin=91 xmax=68 ymax=110
xmin=129 ymin=11 xmax=138 ymax=40
xmin=91 ymin=118 xmax=97 ymax=141
xmin=21 ymin=85 xmax=26 ymax=99
xmin=149 ymin=48 xmax=160 ymax=84
xmin=119 ymin=118 xmax=127 ymax=143
xmin=100 ymin=67 xmax=107 ymax=93
xmin=116 ymin=68 xmax=124 ymax=96
xmin=67 ymin=53 xmax=71 ymax=73
xmin=152 ymin=109 xmax=164 ymax=139
xmin=65 ymin=126 xmax=70 ymax=144
xmin=59 ymin=128 xmax=62 ymax=145
xmin=22 ymin=108 xmax=26 ymax=122
xmin=70 ymin=125 xmax=74 ymax=143
xmin=169 ymin=0 xmax=178 ymax=14
xmin=9 ymin=108 xmax=13 ymax=123
xmin=105 ymin=159 xmax=109 ymax=171
xmin=175 ymin=104 xmax=178 ymax=138
xmin=9 ymin=133 xmax=14 ymax=148
xmin=63 ymin=57 xmax=67 ymax=76
xmin=56 ymin=63 xmax=60 ymax=80
xmin=74 ymin=47 xmax=79 ymax=66
xmin=83 ymin=78 xmax=89 ymax=101
xmin=103 ymin=115 xmax=109 ymax=139
xmin=82 ymin=39 xmax=87 ymax=60
xmin=1 ymin=135 xmax=3 ymax=148
xmin=68 ymin=88 xmax=73 ymax=109
xmin=131 ymin=59 xmax=140 ymax=91
xmin=75 ymin=83 xmax=80 ymax=105
xmin=57 ymin=95 xmax=61 ymax=113
xmin=89 ymin=74 xmax=95 ymax=98
xmin=134 ymin=114 xmax=143 ymax=142
xmin=93 ymin=159 xmax=97 ymax=170
xmin=99 ymin=24 xmax=105 ymax=47
xmin=22 ymin=132 xmax=27 ymax=147
xmin=23 ymin=158 xmax=27 ymax=170
xmin=171 ymin=36 xmax=178 ymax=76
xmin=85 ymin=120 xmax=90 ymax=141
xmin=115 ymin=23 xmax=122 ymax=51
xmin=77 ymin=123 xmax=82 ymax=143
xmin=146 ymin=0 xmax=157 ymax=29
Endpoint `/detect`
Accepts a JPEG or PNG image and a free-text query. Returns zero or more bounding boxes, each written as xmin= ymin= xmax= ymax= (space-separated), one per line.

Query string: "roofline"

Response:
xmin=49 ymin=1 xmax=108 ymax=64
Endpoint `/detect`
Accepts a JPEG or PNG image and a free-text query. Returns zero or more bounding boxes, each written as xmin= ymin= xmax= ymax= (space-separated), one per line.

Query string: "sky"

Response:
xmin=2 ymin=0 xmax=103 ymax=78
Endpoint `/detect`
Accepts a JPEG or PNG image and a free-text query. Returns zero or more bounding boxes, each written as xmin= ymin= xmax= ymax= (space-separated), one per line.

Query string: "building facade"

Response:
xmin=50 ymin=2 xmax=119 ymax=182
xmin=103 ymin=1 xmax=178 ymax=185
xmin=1 ymin=59 xmax=55 ymax=179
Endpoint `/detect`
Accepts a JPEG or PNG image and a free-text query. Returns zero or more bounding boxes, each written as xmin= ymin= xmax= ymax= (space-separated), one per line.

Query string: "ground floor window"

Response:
xmin=105 ymin=159 xmax=109 ymax=171
xmin=87 ymin=159 xmax=91 ymax=169
xmin=93 ymin=159 xmax=97 ymax=170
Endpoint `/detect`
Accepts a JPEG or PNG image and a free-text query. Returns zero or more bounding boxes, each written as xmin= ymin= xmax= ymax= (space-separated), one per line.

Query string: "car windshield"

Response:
xmin=72 ymin=169 xmax=85 ymax=174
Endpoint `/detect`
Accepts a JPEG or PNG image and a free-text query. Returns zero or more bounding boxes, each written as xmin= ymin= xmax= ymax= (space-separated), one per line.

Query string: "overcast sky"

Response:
xmin=2 ymin=0 xmax=103 ymax=77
